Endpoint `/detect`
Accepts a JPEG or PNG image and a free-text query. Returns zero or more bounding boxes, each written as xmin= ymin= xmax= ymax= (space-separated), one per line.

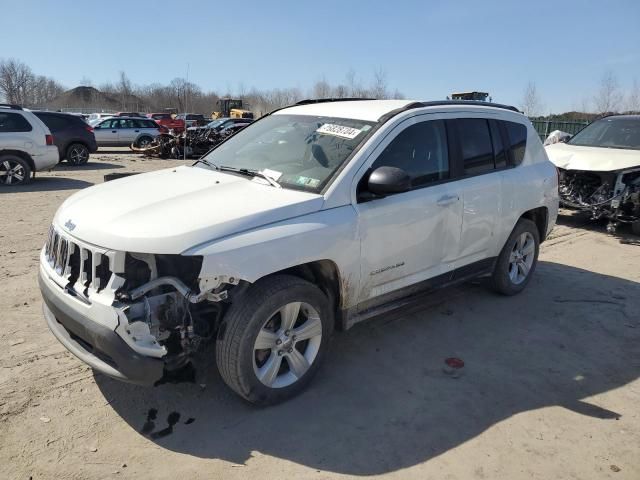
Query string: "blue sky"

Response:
xmin=1 ymin=0 xmax=639 ymax=113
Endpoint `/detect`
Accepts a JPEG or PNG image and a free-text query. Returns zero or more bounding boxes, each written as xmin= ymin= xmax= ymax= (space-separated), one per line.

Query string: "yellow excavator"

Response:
xmin=212 ymin=98 xmax=254 ymax=119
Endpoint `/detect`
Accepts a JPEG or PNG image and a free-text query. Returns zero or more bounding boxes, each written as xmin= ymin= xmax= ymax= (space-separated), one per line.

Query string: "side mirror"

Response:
xmin=367 ymin=166 xmax=411 ymax=196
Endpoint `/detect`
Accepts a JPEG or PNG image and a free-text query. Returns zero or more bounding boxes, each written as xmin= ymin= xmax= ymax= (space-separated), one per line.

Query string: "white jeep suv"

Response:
xmin=0 ymin=104 xmax=59 ymax=185
xmin=39 ymin=99 xmax=558 ymax=404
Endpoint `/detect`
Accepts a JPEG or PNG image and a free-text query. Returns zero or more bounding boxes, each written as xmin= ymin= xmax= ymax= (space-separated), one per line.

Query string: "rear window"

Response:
xmin=504 ymin=121 xmax=528 ymax=165
xmin=0 ymin=112 xmax=32 ymax=132
xmin=457 ymin=119 xmax=494 ymax=175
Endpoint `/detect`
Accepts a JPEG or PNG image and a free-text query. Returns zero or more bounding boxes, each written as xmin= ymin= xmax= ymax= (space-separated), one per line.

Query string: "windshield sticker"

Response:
xmin=294 ymin=176 xmax=321 ymax=188
xmin=316 ymin=123 xmax=362 ymax=139
xmin=260 ymin=168 xmax=283 ymax=181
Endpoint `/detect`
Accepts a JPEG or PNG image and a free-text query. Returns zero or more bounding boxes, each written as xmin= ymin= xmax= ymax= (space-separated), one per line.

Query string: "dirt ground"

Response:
xmin=1 ymin=149 xmax=639 ymax=480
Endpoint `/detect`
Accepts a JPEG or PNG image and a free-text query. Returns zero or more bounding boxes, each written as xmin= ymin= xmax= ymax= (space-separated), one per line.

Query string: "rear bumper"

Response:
xmin=33 ymin=146 xmax=59 ymax=171
xmin=39 ymin=268 xmax=164 ymax=385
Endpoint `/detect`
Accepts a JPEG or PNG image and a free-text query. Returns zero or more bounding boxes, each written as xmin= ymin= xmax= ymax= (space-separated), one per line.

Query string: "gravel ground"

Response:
xmin=1 ymin=149 xmax=639 ymax=479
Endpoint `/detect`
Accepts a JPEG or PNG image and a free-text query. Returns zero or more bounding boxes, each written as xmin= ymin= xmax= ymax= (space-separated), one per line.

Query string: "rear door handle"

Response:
xmin=134 ymin=130 xmax=139 ymax=132
xmin=111 ymin=130 xmax=117 ymax=133
xmin=436 ymin=194 xmax=460 ymax=206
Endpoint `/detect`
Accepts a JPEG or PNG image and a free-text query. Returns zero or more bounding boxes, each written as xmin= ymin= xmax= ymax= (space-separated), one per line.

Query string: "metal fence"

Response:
xmin=530 ymin=119 xmax=590 ymax=142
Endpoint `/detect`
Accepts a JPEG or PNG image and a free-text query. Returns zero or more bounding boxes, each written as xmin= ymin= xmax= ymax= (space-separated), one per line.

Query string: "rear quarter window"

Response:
xmin=35 ymin=113 xmax=73 ymax=132
xmin=504 ymin=121 xmax=528 ymax=166
xmin=0 ymin=112 xmax=33 ymax=133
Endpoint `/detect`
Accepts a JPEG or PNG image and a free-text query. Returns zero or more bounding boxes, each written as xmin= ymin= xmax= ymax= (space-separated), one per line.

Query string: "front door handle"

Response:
xmin=436 ymin=194 xmax=460 ymax=206
xmin=134 ymin=130 xmax=139 ymax=132
xmin=111 ymin=130 xmax=117 ymax=133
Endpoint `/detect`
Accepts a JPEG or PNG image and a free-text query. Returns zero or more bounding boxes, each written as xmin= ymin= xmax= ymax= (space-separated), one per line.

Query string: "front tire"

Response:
xmin=216 ymin=275 xmax=333 ymax=405
xmin=0 ymin=155 xmax=32 ymax=186
xmin=490 ymin=218 xmax=540 ymax=295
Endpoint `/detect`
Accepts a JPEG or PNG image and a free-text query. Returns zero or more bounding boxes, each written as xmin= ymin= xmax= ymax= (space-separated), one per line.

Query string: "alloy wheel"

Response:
xmin=253 ymin=301 xmax=323 ymax=388
xmin=0 ymin=159 xmax=26 ymax=185
xmin=508 ymin=231 xmax=535 ymax=284
xmin=68 ymin=145 xmax=89 ymax=165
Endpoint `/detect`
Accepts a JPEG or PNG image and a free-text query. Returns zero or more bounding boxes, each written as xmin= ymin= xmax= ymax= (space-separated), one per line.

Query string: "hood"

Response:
xmin=54 ymin=165 xmax=324 ymax=253
xmin=545 ymin=143 xmax=640 ymax=172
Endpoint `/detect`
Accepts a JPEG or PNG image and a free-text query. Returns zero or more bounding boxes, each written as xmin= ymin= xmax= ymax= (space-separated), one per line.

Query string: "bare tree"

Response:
xmin=312 ymin=77 xmax=331 ymax=99
xmin=593 ymin=70 xmax=622 ymax=114
xmin=0 ymin=59 xmax=34 ymax=104
xmin=625 ymin=79 xmax=640 ymax=113
xmin=520 ymin=82 xmax=543 ymax=117
xmin=370 ymin=67 xmax=389 ymax=99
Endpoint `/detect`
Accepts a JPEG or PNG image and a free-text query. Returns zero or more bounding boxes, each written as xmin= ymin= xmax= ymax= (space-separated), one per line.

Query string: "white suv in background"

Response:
xmin=0 ymin=104 xmax=59 ymax=185
xmin=40 ymin=99 xmax=558 ymax=405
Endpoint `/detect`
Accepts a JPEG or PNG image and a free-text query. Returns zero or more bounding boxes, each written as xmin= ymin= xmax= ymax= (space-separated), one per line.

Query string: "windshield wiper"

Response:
xmin=193 ymin=158 xmax=219 ymax=170
xmin=218 ymin=166 xmax=282 ymax=188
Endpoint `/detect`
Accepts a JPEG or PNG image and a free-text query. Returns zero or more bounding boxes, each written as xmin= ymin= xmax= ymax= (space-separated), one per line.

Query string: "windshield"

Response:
xmin=569 ymin=117 xmax=640 ymax=150
xmin=201 ymin=114 xmax=376 ymax=192
xmin=205 ymin=119 xmax=226 ymax=129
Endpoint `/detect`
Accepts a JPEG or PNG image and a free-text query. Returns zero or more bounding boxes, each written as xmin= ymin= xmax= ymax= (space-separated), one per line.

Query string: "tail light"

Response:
xmin=45 ymin=134 xmax=54 ymax=145
xmin=85 ymin=126 xmax=94 ymax=133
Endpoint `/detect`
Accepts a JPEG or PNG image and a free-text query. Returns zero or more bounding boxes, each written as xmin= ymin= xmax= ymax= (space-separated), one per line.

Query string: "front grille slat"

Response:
xmin=44 ymin=225 xmax=113 ymax=295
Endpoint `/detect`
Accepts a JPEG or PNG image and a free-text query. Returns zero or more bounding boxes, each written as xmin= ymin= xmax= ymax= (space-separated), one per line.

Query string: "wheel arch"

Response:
xmin=520 ymin=206 xmax=548 ymax=242
xmin=253 ymin=260 xmax=343 ymax=328
xmin=0 ymin=150 xmax=35 ymax=172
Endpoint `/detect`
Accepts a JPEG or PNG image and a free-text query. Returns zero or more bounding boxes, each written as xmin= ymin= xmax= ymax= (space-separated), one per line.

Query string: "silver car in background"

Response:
xmin=93 ymin=117 xmax=163 ymax=148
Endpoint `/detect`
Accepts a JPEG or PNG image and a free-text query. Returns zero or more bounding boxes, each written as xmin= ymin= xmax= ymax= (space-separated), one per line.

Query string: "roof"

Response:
xmin=276 ymin=100 xmax=413 ymax=121
xmin=598 ymin=114 xmax=640 ymax=121
xmin=275 ymin=99 xmax=519 ymax=122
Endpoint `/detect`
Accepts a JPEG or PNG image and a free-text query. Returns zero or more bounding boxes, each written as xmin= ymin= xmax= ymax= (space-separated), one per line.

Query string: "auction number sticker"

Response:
xmin=316 ymin=124 xmax=362 ymax=139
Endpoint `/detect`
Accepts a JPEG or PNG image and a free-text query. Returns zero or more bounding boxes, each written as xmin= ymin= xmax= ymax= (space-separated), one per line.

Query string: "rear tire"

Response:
xmin=490 ymin=218 xmax=540 ymax=295
xmin=0 ymin=155 xmax=32 ymax=186
xmin=136 ymin=136 xmax=153 ymax=148
xmin=216 ymin=275 xmax=333 ymax=405
xmin=66 ymin=143 xmax=90 ymax=165
xmin=631 ymin=221 xmax=640 ymax=237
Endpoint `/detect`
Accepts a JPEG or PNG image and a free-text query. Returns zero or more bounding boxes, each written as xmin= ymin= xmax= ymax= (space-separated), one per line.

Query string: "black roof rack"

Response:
xmin=414 ymin=100 xmax=520 ymax=113
xmin=295 ymin=98 xmax=375 ymax=105
xmin=0 ymin=103 xmax=23 ymax=110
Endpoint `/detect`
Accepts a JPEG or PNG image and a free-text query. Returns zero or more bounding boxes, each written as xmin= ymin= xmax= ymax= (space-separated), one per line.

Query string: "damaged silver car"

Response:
xmin=546 ymin=115 xmax=640 ymax=234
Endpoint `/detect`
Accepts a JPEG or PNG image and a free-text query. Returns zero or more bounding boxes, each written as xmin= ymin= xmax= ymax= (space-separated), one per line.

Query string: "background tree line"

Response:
xmin=0 ymin=59 xmax=403 ymax=116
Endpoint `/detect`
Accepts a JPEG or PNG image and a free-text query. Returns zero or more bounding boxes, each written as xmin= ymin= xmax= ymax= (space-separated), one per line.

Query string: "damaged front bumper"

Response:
xmin=39 ymin=225 xmax=233 ymax=385
xmin=40 ymin=266 xmax=164 ymax=385
xmin=558 ymin=167 xmax=640 ymax=232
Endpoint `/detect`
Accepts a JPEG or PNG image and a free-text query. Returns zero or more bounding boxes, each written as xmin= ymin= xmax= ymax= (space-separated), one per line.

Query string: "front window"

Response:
xmin=569 ymin=117 xmax=640 ymax=150
xmin=201 ymin=114 xmax=376 ymax=192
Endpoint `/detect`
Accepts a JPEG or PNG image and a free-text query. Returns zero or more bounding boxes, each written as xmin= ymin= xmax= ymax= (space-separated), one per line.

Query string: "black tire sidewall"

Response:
xmin=0 ymin=155 xmax=32 ymax=186
xmin=66 ymin=143 xmax=89 ymax=165
xmin=492 ymin=219 xmax=540 ymax=295
xmin=137 ymin=136 xmax=152 ymax=148
xmin=219 ymin=277 xmax=333 ymax=404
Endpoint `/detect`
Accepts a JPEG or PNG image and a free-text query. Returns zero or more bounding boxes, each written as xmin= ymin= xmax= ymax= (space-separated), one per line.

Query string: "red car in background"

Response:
xmin=146 ymin=113 xmax=186 ymax=133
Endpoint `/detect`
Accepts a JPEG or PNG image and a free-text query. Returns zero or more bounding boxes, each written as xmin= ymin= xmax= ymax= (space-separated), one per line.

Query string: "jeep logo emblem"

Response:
xmin=64 ymin=219 xmax=76 ymax=231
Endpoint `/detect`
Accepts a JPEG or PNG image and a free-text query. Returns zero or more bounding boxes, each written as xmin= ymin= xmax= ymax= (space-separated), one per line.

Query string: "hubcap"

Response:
xmin=253 ymin=301 xmax=322 ymax=388
xmin=508 ymin=231 xmax=535 ymax=285
xmin=0 ymin=160 xmax=26 ymax=185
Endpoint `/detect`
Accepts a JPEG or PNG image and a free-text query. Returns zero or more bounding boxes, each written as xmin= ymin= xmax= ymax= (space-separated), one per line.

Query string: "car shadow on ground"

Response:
xmin=0 ymin=177 xmax=93 ymax=193
xmin=96 ymin=261 xmax=639 ymax=475
xmin=54 ymin=162 xmax=125 ymax=171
